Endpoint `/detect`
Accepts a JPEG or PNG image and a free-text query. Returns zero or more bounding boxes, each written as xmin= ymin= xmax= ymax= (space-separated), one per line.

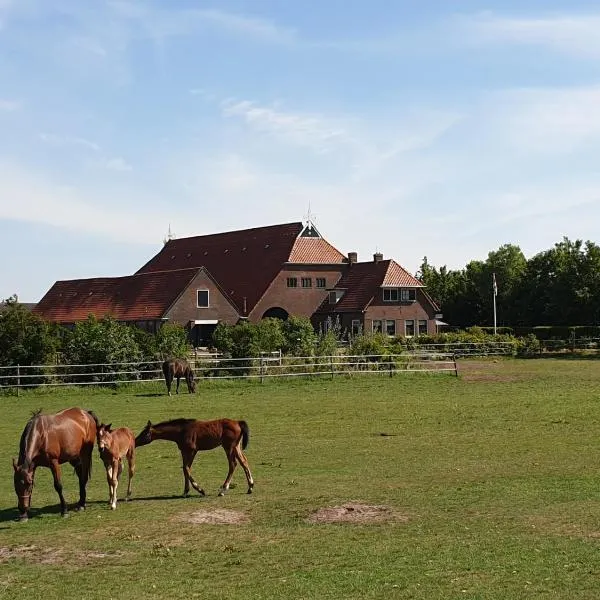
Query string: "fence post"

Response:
xmin=260 ymin=356 xmax=264 ymax=384
xmin=330 ymin=354 xmax=334 ymax=379
xmin=388 ymin=358 xmax=393 ymax=378
xmin=16 ymin=364 xmax=20 ymax=397
xmin=453 ymin=354 xmax=458 ymax=377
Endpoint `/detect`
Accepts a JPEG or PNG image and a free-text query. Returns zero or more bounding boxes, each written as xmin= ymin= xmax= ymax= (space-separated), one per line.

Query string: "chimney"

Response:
xmin=373 ymin=252 xmax=383 ymax=263
xmin=348 ymin=251 xmax=357 ymax=264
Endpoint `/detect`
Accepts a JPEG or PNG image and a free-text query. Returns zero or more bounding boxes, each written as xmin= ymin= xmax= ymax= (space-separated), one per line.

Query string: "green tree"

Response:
xmin=155 ymin=323 xmax=191 ymax=359
xmin=0 ymin=296 xmax=59 ymax=366
xmin=281 ymin=315 xmax=316 ymax=356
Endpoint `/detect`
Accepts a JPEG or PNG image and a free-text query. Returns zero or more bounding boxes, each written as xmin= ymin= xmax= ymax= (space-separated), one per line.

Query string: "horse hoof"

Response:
xmin=18 ymin=514 xmax=28 ymax=523
xmin=74 ymin=505 xmax=85 ymax=512
xmin=62 ymin=512 xmax=70 ymax=519
xmin=247 ymin=489 xmax=253 ymax=494
xmin=218 ymin=490 xmax=225 ymax=497
xmin=110 ymin=505 xmax=116 ymax=511
xmin=198 ymin=489 xmax=206 ymax=497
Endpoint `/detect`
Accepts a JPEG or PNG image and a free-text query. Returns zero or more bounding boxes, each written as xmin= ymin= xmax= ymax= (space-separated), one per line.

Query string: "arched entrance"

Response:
xmin=262 ymin=307 xmax=289 ymax=320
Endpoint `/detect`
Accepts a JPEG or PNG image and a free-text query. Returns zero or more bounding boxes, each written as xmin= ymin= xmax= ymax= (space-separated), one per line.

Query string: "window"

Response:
xmin=329 ymin=291 xmax=338 ymax=304
xmin=386 ymin=320 xmax=396 ymax=336
xmin=287 ymin=277 xmax=298 ymax=288
xmin=301 ymin=277 xmax=312 ymax=288
xmin=316 ymin=277 xmax=326 ymax=288
xmin=383 ymin=288 xmax=399 ymax=302
xmin=351 ymin=319 xmax=361 ymax=336
xmin=405 ymin=319 xmax=415 ymax=337
xmin=372 ymin=319 xmax=383 ymax=333
xmin=400 ymin=289 xmax=416 ymax=302
xmin=197 ymin=289 xmax=209 ymax=308
xmin=418 ymin=320 xmax=428 ymax=335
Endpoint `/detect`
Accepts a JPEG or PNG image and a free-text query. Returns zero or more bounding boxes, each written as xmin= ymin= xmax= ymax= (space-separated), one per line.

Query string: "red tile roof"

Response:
xmin=33 ymin=268 xmax=201 ymax=323
xmin=288 ymin=236 xmax=346 ymax=264
xmin=314 ymin=259 xmax=425 ymax=314
xmin=136 ymin=222 xmax=326 ymax=314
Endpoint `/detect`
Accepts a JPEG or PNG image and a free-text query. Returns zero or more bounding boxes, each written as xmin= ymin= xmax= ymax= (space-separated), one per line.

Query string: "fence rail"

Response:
xmin=0 ymin=352 xmax=458 ymax=391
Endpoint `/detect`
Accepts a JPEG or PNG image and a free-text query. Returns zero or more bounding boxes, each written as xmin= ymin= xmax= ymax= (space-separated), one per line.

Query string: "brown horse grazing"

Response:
xmin=13 ymin=407 xmax=98 ymax=521
xmin=97 ymin=423 xmax=136 ymax=510
xmin=135 ymin=418 xmax=254 ymax=497
xmin=163 ymin=358 xmax=196 ymax=396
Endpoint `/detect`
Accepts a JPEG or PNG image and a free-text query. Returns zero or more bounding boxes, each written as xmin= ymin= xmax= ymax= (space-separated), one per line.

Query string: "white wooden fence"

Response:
xmin=0 ymin=352 xmax=458 ymax=392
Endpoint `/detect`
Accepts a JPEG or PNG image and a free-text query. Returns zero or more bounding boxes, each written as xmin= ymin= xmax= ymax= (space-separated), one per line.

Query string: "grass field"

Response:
xmin=1 ymin=359 xmax=600 ymax=600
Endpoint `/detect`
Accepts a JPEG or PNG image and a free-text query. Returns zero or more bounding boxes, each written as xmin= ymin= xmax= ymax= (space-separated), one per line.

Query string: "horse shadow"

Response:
xmin=134 ymin=393 xmax=165 ymax=398
xmin=0 ymin=494 xmax=190 ymax=524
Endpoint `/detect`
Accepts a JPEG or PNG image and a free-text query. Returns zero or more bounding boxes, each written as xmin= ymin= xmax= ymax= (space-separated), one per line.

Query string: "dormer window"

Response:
xmin=197 ymin=289 xmax=209 ymax=308
xmin=383 ymin=288 xmax=416 ymax=302
xmin=329 ymin=290 xmax=344 ymax=304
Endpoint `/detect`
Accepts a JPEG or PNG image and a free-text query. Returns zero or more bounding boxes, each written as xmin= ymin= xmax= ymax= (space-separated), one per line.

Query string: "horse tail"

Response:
xmin=238 ymin=420 xmax=250 ymax=450
xmin=85 ymin=409 xmax=99 ymax=481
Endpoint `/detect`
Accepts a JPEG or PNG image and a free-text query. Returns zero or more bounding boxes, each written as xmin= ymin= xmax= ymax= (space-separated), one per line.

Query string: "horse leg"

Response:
xmin=218 ymin=445 xmax=238 ymax=496
xmin=176 ymin=375 xmax=181 ymax=395
xmin=126 ymin=447 xmax=135 ymax=501
xmin=50 ymin=460 xmax=68 ymax=517
xmin=166 ymin=373 xmax=172 ymax=397
xmin=105 ymin=462 xmax=114 ymax=507
xmin=181 ymin=449 xmax=205 ymax=496
xmin=74 ymin=446 xmax=93 ymax=511
xmin=110 ymin=458 xmax=120 ymax=509
xmin=235 ymin=444 xmax=255 ymax=494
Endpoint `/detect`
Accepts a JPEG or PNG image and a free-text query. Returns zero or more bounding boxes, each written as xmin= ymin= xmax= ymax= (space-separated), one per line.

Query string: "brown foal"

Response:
xmin=97 ymin=424 xmax=136 ymax=510
xmin=135 ymin=418 xmax=254 ymax=497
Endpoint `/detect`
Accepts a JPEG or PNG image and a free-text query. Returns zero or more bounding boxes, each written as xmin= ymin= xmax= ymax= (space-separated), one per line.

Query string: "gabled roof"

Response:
xmin=288 ymin=236 xmax=346 ymax=264
xmin=136 ymin=222 xmax=345 ymax=314
xmin=33 ymin=268 xmax=203 ymax=323
xmin=314 ymin=259 xmax=425 ymax=314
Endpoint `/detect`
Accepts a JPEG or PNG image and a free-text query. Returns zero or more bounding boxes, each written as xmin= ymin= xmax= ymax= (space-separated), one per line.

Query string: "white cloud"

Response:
xmin=40 ymin=133 xmax=101 ymax=152
xmin=485 ymin=85 xmax=600 ymax=154
xmin=0 ymin=162 xmax=160 ymax=243
xmin=0 ymin=99 xmax=19 ymax=111
xmin=221 ymin=99 xmax=353 ymax=154
xmin=461 ymin=12 xmax=600 ymax=58
xmin=104 ymin=157 xmax=132 ymax=172
xmin=107 ymin=2 xmax=297 ymax=45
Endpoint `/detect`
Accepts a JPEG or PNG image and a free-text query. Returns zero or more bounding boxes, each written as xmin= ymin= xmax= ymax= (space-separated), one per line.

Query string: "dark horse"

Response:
xmin=163 ymin=358 xmax=196 ymax=396
xmin=13 ymin=407 xmax=98 ymax=521
xmin=135 ymin=418 xmax=254 ymax=496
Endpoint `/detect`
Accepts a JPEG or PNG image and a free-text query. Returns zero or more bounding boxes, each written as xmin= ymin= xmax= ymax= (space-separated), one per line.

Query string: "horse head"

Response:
xmin=97 ymin=423 xmax=113 ymax=451
xmin=13 ymin=458 xmax=34 ymax=520
xmin=135 ymin=421 xmax=153 ymax=447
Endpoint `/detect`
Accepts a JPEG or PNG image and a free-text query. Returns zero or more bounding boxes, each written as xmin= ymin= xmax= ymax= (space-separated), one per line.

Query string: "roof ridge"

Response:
xmin=165 ymin=221 xmax=303 ymax=243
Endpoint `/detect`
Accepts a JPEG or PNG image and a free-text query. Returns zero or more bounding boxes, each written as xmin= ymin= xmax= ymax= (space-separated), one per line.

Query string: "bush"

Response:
xmin=516 ymin=334 xmax=541 ymax=357
xmin=155 ymin=323 xmax=191 ymax=360
xmin=281 ymin=315 xmax=316 ymax=356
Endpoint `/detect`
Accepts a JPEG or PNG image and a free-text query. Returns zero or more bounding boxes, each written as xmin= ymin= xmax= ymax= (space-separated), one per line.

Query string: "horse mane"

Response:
xmin=18 ymin=409 xmax=43 ymax=467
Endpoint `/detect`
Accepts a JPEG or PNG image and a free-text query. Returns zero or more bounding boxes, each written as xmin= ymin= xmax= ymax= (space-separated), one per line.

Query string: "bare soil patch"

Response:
xmin=175 ymin=508 xmax=249 ymax=525
xmin=307 ymin=503 xmax=409 ymax=524
xmin=458 ymin=360 xmax=521 ymax=383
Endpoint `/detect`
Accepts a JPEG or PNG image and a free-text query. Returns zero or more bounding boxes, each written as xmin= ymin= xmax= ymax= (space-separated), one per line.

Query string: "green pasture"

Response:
xmin=1 ymin=359 xmax=600 ymax=599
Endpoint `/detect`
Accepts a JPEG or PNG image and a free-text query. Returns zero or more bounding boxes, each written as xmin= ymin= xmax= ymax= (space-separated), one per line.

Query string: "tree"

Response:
xmin=0 ymin=296 xmax=58 ymax=366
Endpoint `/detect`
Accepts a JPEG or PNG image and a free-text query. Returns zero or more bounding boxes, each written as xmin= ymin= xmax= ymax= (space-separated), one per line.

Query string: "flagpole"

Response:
xmin=492 ymin=272 xmax=497 ymax=336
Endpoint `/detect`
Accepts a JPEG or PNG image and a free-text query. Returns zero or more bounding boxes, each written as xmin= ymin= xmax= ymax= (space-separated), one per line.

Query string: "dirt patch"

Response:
xmin=175 ymin=509 xmax=249 ymax=525
xmin=307 ymin=503 xmax=409 ymax=524
xmin=0 ymin=545 xmax=123 ymax=565
xmin=458 ymin=360 xmax=521 ymax=383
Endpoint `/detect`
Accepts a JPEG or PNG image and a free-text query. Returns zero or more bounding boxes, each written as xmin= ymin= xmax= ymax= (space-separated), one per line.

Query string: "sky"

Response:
xmin=1 ymin=0 xmax=600 ymax=302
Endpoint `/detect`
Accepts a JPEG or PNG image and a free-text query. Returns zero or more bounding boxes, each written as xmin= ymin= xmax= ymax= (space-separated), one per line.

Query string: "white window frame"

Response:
xmin=301 ymin=277 xmax=312 ymax=288
xmin=351 ymin=319 xmax=361 ymax=336
xmin=383 ymin=288 xmax=399 ymax=302
xmin=400 ymin=289 xmax=416 ymax=302
xmin=197 ymin=289 xmax=210 ymax=308
xmin=372 ymin=319 xmax=383 ymax=333
xmin=287 ymin=277 xmax=298 ymax=288
xmin=316 ymin=277 xmax=326 ymax=288
xmin=385 ymin=320 xmax=396 ymax=336
xmin=418 ymin=319 xmax=428 ymax=335
xmin=405 ymin=319 xmax=415 ymax=337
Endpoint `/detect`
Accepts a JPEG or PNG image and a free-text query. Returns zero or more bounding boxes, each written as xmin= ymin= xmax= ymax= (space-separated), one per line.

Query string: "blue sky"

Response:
xmin=2 ymin=1 xmax=600 ymax=301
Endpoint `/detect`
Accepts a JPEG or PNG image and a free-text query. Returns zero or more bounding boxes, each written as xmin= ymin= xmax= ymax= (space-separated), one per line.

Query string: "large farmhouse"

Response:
xmin=34 ymin=221 xmax=440 ymax=345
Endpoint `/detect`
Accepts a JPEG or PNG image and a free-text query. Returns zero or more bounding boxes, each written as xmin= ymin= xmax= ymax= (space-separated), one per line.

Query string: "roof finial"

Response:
xmin=163 ymin=224 xmax=176 ymax=245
